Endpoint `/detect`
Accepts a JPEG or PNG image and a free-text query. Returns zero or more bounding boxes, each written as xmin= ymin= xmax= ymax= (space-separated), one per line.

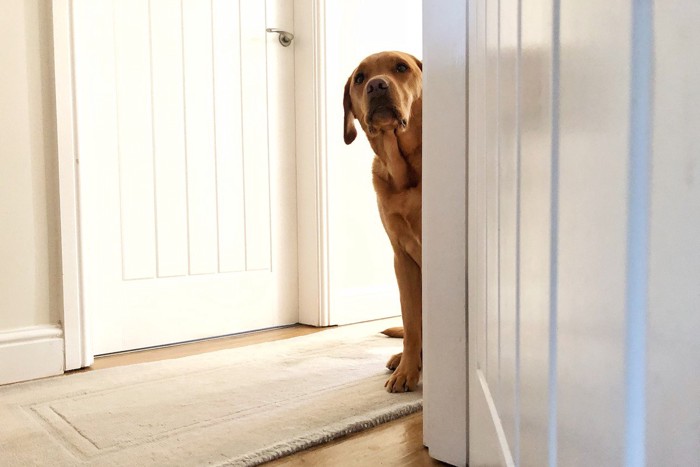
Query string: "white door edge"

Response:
xmin=422 ymin=0 xmax=469 ymax=465
xmin=52 ymin=0 xmax=92 ymax=371
xmin=294 ymin=0 xmax=332 ymax=327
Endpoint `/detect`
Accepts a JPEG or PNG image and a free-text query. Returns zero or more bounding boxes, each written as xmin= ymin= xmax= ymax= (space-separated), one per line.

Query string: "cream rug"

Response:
xmin=0 ymin=319 xmax=422 ymax=466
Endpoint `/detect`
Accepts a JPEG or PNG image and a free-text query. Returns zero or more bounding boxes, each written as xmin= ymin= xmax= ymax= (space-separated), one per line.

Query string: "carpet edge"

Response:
xmin=223 ymin=399 xmax=423 ymax=467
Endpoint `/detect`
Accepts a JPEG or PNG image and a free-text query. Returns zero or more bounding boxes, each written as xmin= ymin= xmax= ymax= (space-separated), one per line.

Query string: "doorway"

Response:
xmin=56 ymin=0 xmax=422 ymax=364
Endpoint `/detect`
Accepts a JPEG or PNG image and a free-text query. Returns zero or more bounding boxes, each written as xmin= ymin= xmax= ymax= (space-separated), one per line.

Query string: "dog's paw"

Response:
xmin=385 ymin=363 xmax=420 ymax=393
xmin=386 ymin=352 xmax=402 ymax=371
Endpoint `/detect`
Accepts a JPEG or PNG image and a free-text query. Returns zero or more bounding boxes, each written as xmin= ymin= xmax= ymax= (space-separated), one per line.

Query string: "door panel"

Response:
xmin=150 ymin=0 xmax=189 ymax=278
xmin=425 ymin=0 xmax=698 ymax=465
xmin=323 ymin=0 xmax=422 ymax=325
xmin=498 ymin=0 xmax=520 ymax=455
xmin=484 ymin=0 xmax=500 ymax=400
xmin=647 ymin=3 xmax=700 ymax=464
xmin=181 ymin=0 xmax=220 ymax=276
xmin=467 ymin=0 xmax=698 ymax=466
xmin=238 ymin=0 xmax=272 ymax=271
xmin=72 ymin=0 xmax=296 ymax=354
xmin=518 ymin=1 xmax=553 ymax=465
xmin=469 ymin=0 xmax=515 ymax=464
xmin=113 ymin=0 xmax=157 ymax=280
xmin=556 ymin=2 xmax=630 ymax=464
xmin=212 ymin=0 xmax=246 ymax=274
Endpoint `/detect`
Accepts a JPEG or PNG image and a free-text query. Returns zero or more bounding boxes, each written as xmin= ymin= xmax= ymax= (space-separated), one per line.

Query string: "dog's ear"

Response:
xmin=410 ymin=54 xmax=423 ymax=71
xmin=343 ymin=76 xmax=357 ymax=145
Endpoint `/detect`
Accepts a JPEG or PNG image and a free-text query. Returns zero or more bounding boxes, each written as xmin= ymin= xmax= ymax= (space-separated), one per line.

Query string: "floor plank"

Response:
xmin=82 ymin=325 xmax=323 ymax=371
xmin=77 ymin=324 xmax=446 ymax=466
xmin=266 ymin=411 xmax=445 ymax=466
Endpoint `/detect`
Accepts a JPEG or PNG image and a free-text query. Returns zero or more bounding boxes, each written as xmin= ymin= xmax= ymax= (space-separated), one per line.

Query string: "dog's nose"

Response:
xmin=366 ymin=77 xmax=389 ymax=95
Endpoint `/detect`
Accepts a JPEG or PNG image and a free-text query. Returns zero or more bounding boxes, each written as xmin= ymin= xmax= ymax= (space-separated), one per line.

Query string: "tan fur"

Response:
xmin=343 ymin=51 xmax=423 ymax=392
xmin=381 ymin=327 xmax=405 ymax=339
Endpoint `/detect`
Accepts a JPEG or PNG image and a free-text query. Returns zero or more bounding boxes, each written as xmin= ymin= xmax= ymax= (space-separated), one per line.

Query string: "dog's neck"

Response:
xmin=369 ymin=99 xmax=422 ymax=191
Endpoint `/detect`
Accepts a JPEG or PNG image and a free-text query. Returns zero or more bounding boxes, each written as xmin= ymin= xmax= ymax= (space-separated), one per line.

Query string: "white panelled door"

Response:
xmin=423 ymin=1 xmax=699 ymax=465
xmin=72 ymin=0 xmax=297 ymax=354
xmin=465 ymin=1 xmax=700 ymax=466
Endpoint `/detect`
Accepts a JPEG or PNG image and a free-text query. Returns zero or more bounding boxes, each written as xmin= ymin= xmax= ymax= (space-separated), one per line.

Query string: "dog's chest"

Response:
xmin=373 ymin=172 xmax=422 ymax=250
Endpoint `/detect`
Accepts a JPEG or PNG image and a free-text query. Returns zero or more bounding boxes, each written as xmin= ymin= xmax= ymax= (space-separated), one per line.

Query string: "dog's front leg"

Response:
xmin=385 ymin=248 xmax=422 ymax=393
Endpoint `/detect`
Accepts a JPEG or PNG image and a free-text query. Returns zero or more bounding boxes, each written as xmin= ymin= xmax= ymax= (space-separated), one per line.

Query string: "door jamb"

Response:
xmin=53 ymin=0 xmax=92 ymax=370
xmin=293 ymin=0 xmax=332 ymax=327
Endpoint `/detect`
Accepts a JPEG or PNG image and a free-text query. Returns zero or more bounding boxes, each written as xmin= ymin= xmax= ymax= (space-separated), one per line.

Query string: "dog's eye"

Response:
xmin=354 ymin=73 xmax=365 ymax=85
xmin=396 ymin=63 xmax=408 ymax=73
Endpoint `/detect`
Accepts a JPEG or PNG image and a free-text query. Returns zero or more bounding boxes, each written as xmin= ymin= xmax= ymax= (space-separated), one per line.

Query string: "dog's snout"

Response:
xmin=366 ymin=77 xmax=389 ymax=95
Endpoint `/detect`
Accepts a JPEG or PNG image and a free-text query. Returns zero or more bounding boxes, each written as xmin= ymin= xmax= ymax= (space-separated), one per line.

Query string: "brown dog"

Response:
xmin=343 ymin=51 xmax=422 ymax=393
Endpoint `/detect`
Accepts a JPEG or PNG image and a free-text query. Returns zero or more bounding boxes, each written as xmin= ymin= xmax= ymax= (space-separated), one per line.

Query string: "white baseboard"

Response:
xmin=0 ymin=325 xmax=64 ymax=385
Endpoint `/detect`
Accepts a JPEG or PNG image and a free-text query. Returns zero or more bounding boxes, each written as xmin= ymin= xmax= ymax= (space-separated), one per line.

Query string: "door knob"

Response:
xmin=266 ymin=28 xmax=294 ymax=47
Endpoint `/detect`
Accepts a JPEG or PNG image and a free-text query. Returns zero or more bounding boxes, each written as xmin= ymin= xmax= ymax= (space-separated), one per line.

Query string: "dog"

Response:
xmin=343 ymin=51 xmax=423 ymax=393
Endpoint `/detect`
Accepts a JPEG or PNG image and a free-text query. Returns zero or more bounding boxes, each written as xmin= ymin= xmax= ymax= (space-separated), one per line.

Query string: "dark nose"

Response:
xmin=366 ymin=77 xmax=389 ymax=95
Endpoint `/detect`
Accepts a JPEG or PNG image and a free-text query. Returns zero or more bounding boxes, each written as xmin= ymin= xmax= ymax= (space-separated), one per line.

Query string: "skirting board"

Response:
xmin=0 ymin=325 xmax=64 ymax=386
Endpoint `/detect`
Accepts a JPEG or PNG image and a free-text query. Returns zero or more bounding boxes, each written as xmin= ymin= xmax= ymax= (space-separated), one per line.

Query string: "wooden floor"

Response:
xmin=84 ymin=325 xmax=447 ymax=466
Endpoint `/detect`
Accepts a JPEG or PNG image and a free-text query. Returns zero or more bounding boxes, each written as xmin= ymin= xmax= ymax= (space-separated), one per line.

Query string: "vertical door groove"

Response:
xmin=481 ymin=0 xmax=489 ymax=379
xmin=209 ymin=0 xmax=222 ymax=274
xmin=213 ymin=0 xmax=246 ymax=273
xmin=151 ymin=0 xmax=189 ymax=278
xmin=624 ymin=1 xmax=653 ymax=465
xmin=485 ymin=0 xmax=501 ymax=395
xmin=495 ymin=0 xmax=502 ymax=406
xmin=147 ymin=0 xmax=161 ymax=278
xmin=182 ymin=0 xmax=219 ymax=276
xmin=513 ymin=2 xmax=522 ymax=463
xmin=113 ymin=0 xmax=127 ymax=281
xmin=237 ymin=0 xmax=249 ymax=271
xmin=240 ymin=0 xmax=272 ymax=272
xmin=113 ymin=0 xmax=158 ymax=281
xmin=179 ymin=0 xmax=192 ymax=276
xmin=263 ymin=0 xmax=274 ymax=271
xmin=548 ymin=1 xmax=561 ymax=464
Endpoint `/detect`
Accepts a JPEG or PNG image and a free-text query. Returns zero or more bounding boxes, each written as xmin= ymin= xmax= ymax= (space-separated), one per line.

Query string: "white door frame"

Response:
xmin=293 ymin=0 xmax=333 ymax=327
xmin=421 ymin=1 xmax=469 ymax=465
xmin=53 ymin=0 xmax=91 ymax=370
xmin=54 ymin=0 xmax=332 ymax=370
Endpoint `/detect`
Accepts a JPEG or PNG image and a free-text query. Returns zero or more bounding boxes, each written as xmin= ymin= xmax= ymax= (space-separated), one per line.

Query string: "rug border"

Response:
xmin=222 ymin=399 xmax=423 ymax=466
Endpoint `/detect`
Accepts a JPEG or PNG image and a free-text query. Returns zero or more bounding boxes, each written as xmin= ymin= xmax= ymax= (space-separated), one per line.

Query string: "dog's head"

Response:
xmin=343 ymin=51 xmax=422 ymax=145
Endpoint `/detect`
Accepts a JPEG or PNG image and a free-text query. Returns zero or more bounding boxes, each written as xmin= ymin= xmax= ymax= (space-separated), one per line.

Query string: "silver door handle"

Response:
xmin=266 ymin=28 xmax=294 ymax=47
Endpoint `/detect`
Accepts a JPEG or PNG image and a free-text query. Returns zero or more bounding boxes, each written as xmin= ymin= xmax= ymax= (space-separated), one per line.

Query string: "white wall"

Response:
xmin=0 ymin=0 xmax=64 ymax=384
xmin=0 ymin=0 xmax=61 ymax=330
xmin=324 ymin=0 xmax=422 ymax=324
